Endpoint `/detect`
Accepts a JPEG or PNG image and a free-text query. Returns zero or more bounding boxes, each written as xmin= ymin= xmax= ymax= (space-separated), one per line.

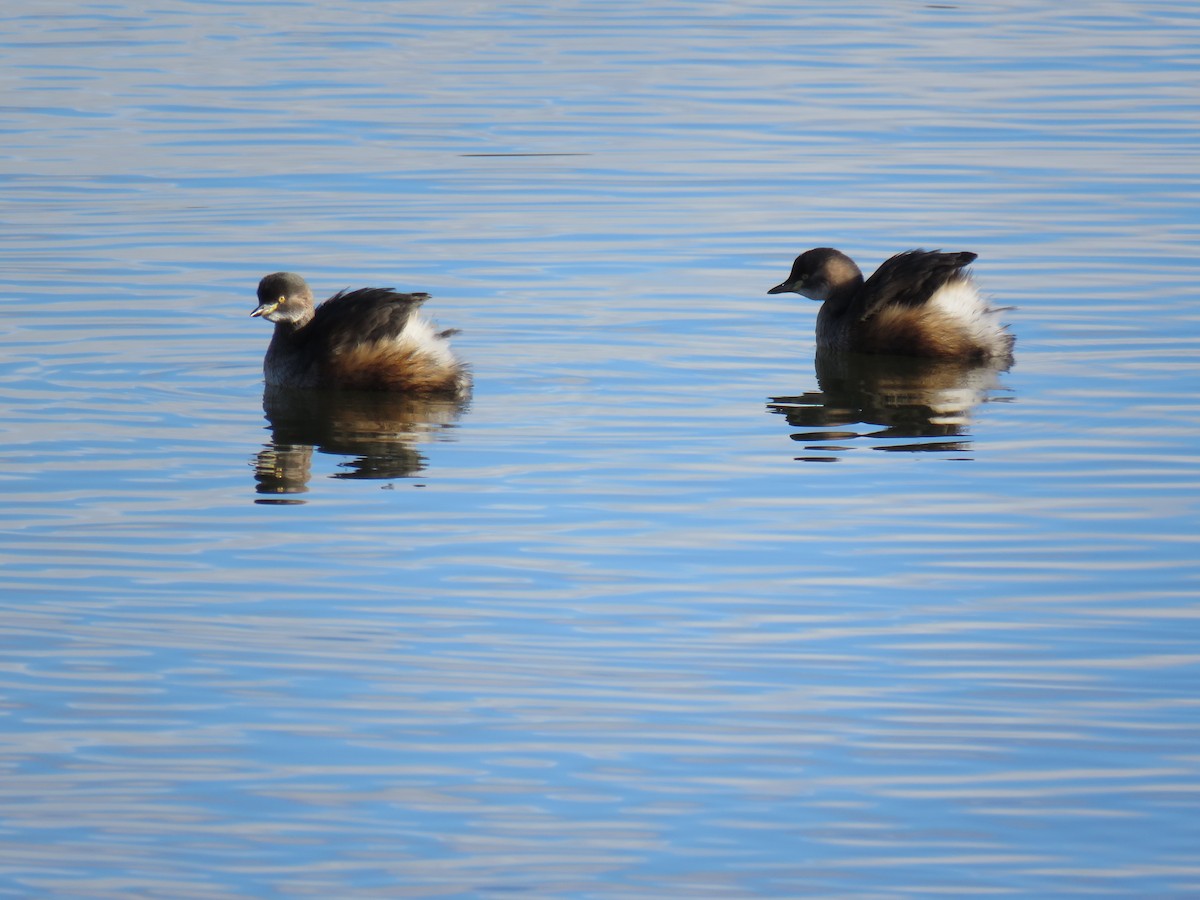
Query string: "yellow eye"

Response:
xmin=277 ymin=295 xmax=287 ymax=305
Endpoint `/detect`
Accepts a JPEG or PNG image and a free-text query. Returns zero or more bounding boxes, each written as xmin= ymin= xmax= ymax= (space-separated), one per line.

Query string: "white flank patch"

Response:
xmin=927 ymin=279 xmax=1005 ymax=344
xmin=392 ymin=314 xmax=459 ymax=366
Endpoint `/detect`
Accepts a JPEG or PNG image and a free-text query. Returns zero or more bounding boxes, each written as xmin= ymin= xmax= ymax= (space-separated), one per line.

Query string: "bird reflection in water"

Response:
xmin=768 ymin=350 xmax=1013 ymax=461
xmin=252 ymin=386 xmax=469 ymax=501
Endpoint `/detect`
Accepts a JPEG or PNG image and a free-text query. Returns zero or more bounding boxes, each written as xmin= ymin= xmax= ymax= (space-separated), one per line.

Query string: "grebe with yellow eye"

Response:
xmin=251 ymin=272 xmax=471 ymax=397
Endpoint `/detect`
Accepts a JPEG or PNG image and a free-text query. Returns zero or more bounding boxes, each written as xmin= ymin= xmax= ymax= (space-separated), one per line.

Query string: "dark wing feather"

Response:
xmin=302 ymin=287 xmax=429 ymax=355
xmin=854 ymin=250 xmax=977 ymax=322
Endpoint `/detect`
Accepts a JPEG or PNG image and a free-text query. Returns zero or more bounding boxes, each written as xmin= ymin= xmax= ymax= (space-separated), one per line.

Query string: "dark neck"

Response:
xmin=821 ymin=276 xmax=864 ymax=319
xmin=265 ymin=319 xmax=307 ymax=358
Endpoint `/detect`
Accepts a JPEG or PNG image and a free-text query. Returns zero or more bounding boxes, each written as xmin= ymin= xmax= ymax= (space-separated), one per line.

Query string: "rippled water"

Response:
xmin=2 ymin=1 xmax=1199 ymax=897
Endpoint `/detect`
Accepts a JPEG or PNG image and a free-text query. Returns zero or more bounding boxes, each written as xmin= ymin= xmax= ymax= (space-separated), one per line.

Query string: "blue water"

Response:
xmin=2 ymin=1 xmax=1199 ymax=897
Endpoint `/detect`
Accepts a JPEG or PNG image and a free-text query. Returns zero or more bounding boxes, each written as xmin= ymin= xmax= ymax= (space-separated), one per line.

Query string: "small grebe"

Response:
xmin=251 ymin=272 xmax=471 ymax=397
xmin=768 ymin=248 xmax=1014 ymax=361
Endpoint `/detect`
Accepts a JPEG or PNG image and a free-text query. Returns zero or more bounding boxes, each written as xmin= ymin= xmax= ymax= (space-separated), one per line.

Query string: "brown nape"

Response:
xmin=824 ymin=253 xmax=865 ymax=293
xmin=323 ymin=341 xmax=469 ymax=395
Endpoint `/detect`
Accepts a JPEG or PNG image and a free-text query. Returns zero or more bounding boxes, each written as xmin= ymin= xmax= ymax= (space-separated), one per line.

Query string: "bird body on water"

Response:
xmin=768 ymin=248 xmax=1014 ymax=361
xmin=251 ymin=272 xmax=471 ymax=397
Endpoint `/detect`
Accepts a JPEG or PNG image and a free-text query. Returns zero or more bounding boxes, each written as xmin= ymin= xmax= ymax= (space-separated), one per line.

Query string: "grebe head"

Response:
xmin=252 ymin=272 xmax=315 ymax=326
xmin=768 ymin=248 xmax=864 ymax=302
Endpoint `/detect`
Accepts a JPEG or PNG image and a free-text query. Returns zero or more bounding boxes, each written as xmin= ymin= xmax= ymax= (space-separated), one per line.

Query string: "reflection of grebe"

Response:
xmin=768 ymin=351 xmax=1012 ymax=456
xmin=768 ymin=248 xmax=1014 ymax=362
xmin=251 ymin=272 xmax=471 ymax=397
xmin=253 ymin=387 xmax=468 ymax=498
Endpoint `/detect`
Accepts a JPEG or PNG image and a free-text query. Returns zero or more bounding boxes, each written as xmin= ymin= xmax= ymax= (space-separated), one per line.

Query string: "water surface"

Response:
xmin=2 ymin=1 xmax=1199 ymax=897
